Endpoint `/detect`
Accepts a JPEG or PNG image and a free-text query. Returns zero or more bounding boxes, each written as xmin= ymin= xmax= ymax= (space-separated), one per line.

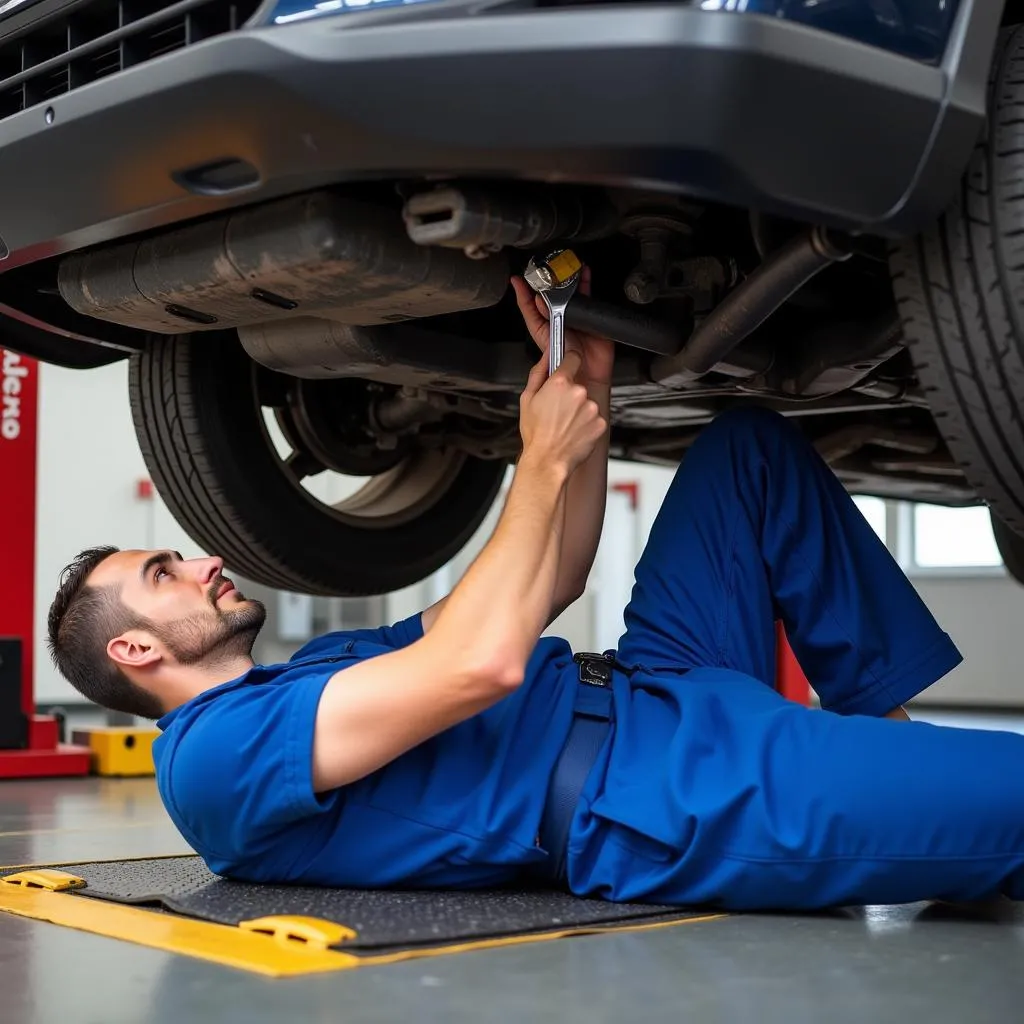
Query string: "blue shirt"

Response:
xmin=153 ymin=614 xmax=580 ymax=887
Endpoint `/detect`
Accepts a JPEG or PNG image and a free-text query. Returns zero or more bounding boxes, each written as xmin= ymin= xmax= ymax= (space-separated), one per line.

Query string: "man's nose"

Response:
xmin=191 ymin=556 xmax=224 ymax=584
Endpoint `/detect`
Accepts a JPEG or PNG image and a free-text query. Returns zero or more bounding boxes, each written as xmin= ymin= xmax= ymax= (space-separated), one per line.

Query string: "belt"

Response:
xmin=531 ymin=652 xmax=620 ymax=888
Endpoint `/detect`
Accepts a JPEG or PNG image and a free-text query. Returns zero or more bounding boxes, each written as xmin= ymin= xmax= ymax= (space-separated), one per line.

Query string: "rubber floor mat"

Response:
xmin=51 ymin=855 xmax=705 ymax=954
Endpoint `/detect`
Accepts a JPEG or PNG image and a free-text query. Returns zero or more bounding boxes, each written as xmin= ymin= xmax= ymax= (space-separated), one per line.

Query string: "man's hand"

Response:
xmin=511 ymin=268 xmax=615 ymax=386
xmin=518 ymin=349 xmax=607 ymax=476
xmin=512 ymin=266 xmax=614 ymax=617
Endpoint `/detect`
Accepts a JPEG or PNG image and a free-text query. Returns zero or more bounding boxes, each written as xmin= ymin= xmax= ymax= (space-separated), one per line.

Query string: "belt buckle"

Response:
xmin=573 ymin=651 xmax=614 ymax=688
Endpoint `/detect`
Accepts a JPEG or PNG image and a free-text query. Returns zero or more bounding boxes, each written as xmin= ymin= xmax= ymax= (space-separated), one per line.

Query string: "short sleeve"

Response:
xmin=156 ymin=669 xmax=339 ymax=867
xmin=289 ymin=612 xmax=424 ymax=661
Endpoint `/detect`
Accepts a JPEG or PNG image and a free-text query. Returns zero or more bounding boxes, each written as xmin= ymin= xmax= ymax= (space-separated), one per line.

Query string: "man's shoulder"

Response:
xmin=155 ymin=657 xmax=339 ymax=755
xmin=153 ymin=657 xmax=344 ymax=800
xmin=152 ymin=658 xmax=344 ymax=870
xmin=288 ymin=615 xmax=424 ymax=661
xmin=288 ymin=631 xmax=356 ymax=662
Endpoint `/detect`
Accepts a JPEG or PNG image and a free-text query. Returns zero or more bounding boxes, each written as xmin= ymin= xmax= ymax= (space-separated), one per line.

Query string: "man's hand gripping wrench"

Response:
xmin=524 ymin=249 xmax=583 ymax=375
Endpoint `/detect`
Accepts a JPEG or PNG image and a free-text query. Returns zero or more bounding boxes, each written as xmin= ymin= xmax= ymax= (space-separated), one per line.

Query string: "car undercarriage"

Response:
xmin=0 ymin=0 xmax=1018 ymax=594
xmin=42 ymin=180 xmax=972 ymax=501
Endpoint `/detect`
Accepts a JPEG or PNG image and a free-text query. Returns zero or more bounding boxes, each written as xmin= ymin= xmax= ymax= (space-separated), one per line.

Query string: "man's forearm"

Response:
xmin=423 ymin=384 xmax=610 ymax=635
xmin=312 ymin=456 xmax=571 ymax=790
xmin=552 ymin=382 xmax=611 ymax=615
xmin=427 ymin=454 xmax=569 ymax=681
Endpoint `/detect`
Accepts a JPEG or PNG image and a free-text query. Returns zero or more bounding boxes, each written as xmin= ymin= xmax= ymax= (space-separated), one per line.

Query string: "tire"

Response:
xmin=992 ymin=511 xmax=1024 ymax=585
xmin=128 ymin=333 xmax=507 ymax=596
xmin=889 ymin=26 xmax=1024 ymax=541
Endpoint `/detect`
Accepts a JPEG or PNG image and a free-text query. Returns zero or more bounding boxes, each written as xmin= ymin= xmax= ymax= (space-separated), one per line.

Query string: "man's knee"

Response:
xmin=697 ymin=406 xmax=796 ymax=452
xmin=675 ymin=407 xmax=814 ymax=490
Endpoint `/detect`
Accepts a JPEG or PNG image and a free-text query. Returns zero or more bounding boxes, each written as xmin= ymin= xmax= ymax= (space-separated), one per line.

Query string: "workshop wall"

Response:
xmin=909 ymin=576 xmax=1024 ymax=708
xmin=30 ymin=361 xmax=1024 ymax=719
xmin=392 ymin=463 xmax=1024 ymax=710
xmin=34 ymin=361 xmax=204 ymax=707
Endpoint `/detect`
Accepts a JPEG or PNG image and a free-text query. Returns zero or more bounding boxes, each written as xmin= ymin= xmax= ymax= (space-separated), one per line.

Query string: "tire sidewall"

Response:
xmin=130 ymin=334 xmax=507 ymax=595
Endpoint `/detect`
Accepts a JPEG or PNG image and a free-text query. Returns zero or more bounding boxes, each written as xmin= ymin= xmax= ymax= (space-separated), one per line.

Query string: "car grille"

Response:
xmin=0 ymin=0 xmax=262 ymax=120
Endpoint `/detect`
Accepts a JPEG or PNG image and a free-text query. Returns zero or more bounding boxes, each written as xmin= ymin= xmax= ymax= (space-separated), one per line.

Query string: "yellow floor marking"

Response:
xmin=0 ymin=868 xmax=726 ymax=977
xmin=0 ymin=885 xmax=361 ymax=977
xmin=349 ymin=913 xmax=728 ymax=970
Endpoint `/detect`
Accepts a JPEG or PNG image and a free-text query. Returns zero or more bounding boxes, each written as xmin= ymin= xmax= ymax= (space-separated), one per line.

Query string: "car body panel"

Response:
xmin=0 ymin=0 xmax=1003 ymax=358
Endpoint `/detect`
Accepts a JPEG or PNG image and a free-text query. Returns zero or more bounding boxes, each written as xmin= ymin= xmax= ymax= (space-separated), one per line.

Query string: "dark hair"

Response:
xmin=46 ymin=546 xmax=165 ymax=721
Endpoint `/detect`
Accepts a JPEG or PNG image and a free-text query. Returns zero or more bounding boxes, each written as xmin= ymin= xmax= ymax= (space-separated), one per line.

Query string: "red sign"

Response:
xmin=0 ymin=348 xmax=37 ymax=714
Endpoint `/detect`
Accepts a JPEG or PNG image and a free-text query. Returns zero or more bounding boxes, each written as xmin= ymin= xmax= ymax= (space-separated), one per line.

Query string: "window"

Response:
xmin=852 ymin=495 xmax=887 ymax=545
xmin=848 ymin=497 xmax=1004 ymax=575
xmin=912 ymin=504 xmax=1002 ymax=570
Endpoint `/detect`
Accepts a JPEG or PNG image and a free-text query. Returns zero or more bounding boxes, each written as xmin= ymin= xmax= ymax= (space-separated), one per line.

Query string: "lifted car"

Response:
xmin=0 ymin=0 xmax=1021 ymax=594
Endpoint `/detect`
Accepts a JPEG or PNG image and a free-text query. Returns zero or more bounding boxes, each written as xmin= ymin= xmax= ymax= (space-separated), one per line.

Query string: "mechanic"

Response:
xmin=45 ymin=272 xmax=1024 ymax=912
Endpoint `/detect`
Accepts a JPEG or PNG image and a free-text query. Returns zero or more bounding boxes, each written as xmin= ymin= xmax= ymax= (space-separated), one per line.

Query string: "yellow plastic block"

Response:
xmin=70 ymin=727 xmax=159 ymax=777
xmin=544 ymin=248 xmax=582 ymax=286
xmin=239 ymin=915 xmax=357 ymax=949
xmin=1 ymin=869 xmax=85 ymax=892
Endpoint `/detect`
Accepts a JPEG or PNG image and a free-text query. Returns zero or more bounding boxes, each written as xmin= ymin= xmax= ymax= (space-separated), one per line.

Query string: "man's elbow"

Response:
xmin=464 ymin=653 xmax=525 ymax=695
xmin=551 ymin=583 xmax=587 ymax=623
xmin=422 ymin=632 xmax=524 ymax=697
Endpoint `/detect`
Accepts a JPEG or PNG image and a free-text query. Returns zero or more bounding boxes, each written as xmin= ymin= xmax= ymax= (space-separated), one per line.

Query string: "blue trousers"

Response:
xmin=568 ymin=407 xmax=1024 ymax=910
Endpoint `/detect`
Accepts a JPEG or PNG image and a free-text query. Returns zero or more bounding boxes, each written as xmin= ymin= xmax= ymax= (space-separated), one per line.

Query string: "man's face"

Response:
xmin=89 ymin=550 xmax=266 ymax=667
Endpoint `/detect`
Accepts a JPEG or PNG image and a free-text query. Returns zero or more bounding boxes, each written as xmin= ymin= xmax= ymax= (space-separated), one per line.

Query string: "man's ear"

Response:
xmin=107 ymin=630 xmax=162 ymax=671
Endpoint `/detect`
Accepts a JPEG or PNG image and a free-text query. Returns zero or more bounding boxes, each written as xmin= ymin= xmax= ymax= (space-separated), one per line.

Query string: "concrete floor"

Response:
xmin=3 ymin=711 xmax=1024 ymax=1024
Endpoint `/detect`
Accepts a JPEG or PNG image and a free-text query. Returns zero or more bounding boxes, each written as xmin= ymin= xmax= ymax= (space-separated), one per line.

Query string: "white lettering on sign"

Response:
xmin=2 ymin=350 xmax=28 ymax=441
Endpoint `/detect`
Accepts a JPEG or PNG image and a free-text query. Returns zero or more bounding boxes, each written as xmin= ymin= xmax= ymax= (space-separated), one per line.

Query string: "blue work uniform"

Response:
xmin=155 ymin=407 xmax=1024 ymax=910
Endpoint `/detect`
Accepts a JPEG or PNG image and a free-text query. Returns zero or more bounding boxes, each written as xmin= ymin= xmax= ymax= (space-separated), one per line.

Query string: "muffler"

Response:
xmin=57 ymin=191 xmax=509 ymax=335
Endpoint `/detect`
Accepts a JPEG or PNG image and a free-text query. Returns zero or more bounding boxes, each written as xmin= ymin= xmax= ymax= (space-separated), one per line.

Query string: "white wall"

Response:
xmin=393 ymin=460 xmax=678 ymax=654
xmin=396 ymin=459 xmax=1024 ymax=710
xmin=907 ymin=576 xmax=1024 ymax=708
xmin=29 ymin=359 xmax=1024 ymax=712
xmin=34 ymin=361 xmax=203 ymax=703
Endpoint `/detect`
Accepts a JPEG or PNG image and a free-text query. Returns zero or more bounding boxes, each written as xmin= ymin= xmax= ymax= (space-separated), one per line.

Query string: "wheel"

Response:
xmin=889 ymin=26 xmax=1024 ymax=538
xmin=991 ymin=511 xmax=1024 ymax=586
xmin=128 ymin=333 xmax=507 ymax=596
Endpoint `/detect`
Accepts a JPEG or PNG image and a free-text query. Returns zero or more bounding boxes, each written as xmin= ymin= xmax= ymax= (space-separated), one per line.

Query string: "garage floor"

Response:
xmin=3 ymin=710 xmax=1024 ymax=1024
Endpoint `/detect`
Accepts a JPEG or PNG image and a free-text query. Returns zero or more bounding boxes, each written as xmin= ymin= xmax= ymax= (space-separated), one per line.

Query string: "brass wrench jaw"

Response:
xmin=524 ymin=250 xmax=582 ymax=376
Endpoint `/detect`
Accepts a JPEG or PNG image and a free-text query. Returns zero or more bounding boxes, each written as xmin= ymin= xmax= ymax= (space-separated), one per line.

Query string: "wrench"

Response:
xmin=524 ymin=249 xmax=583 ymax=376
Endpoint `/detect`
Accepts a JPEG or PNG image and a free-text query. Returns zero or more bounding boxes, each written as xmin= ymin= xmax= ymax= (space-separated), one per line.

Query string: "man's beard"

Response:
xmin=150 ymin=579 xmax=267 ymax=668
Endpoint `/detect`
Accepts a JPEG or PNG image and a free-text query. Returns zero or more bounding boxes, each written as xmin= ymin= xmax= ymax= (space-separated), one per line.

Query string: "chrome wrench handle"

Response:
xmin=541 ymin=278 xmax=579 ymax=376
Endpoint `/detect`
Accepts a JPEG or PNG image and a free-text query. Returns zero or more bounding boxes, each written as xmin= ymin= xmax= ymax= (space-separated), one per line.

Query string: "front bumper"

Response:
xmin=0 ymin=0 xmax=1002 ymax=273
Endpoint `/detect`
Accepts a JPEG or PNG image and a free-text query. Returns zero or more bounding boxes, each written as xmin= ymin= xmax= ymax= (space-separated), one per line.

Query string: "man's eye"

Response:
xmin=155 ymin=567 xmax=169 ymax=581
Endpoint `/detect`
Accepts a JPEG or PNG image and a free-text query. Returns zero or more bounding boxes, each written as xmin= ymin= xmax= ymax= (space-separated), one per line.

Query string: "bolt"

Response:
xmin=624 ymin=270 xmax=661 ymax=305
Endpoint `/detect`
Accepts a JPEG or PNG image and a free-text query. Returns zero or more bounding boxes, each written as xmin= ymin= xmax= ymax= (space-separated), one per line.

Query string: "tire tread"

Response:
xmin=128 ymin=335 xmax=505 ymax=595
xmin=891 ymin=25 xmax=1024 ymax=542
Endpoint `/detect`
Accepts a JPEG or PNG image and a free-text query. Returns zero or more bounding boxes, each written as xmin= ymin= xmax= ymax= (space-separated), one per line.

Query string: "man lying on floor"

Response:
xmin=45 ymin=274 xmax=1024 ymax=912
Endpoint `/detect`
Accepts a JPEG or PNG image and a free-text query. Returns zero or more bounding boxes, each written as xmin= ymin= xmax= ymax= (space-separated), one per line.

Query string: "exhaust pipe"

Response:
xmin=651 ymin=226 xmax=853 ymax=387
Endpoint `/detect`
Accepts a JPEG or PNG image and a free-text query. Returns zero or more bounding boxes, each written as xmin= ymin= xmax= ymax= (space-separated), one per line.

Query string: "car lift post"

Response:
xmin=0 ymin=347 xmax=90 ymax=778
